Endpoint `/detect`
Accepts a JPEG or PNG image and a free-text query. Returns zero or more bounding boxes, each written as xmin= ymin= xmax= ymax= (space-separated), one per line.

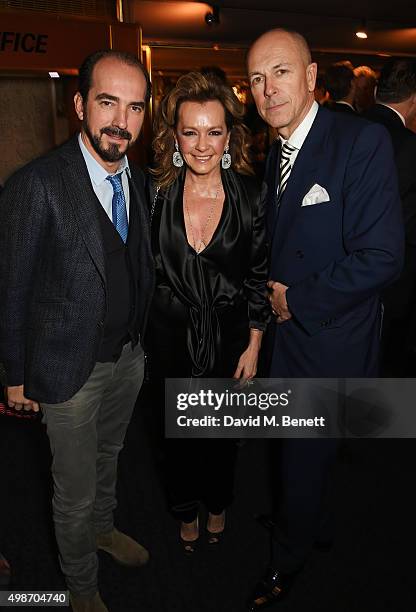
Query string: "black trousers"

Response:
xmin=270 ymin=438 xmax=339 ymax=573
xmin=164 ymin=438 xmax=237 ymax=523
xmin=146 ymin=305 xmax=247 ymax=523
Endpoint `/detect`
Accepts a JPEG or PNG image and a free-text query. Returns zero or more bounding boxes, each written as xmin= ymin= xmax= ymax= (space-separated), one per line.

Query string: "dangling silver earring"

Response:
xmin=221 ymin=145 xmax=231 ymax=170
xmin=172 ymin=142 xmax=184 ymax=168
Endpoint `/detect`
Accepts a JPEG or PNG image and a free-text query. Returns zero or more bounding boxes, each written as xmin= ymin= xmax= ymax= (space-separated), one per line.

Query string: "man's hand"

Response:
xmin=5 ymin=385 xmax=39 ymax=412
xmin=267 ymin=280 xmax=292 ymax=324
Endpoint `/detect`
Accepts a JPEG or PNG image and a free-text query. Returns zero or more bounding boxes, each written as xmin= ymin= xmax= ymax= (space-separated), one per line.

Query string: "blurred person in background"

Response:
xmin=314 ymin=74 xmax=329 ymax=105
xmin=353 ymin=65 xmax=377 ymax=113
xmin=325 ymin=60 xmax=356 ymax=114
xmin=365 ymin=57 xmax=416 ymax=375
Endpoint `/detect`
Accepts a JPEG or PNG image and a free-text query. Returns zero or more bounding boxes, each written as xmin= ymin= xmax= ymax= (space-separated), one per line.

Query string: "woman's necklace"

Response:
xmin=184 ymin=182 xmax=222 ymax=253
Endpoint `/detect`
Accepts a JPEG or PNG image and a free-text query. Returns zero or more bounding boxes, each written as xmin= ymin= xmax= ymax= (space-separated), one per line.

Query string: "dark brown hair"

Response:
xmin=78 ymin=50 xmax=151 ymax=103
xmin=325 ymin=61 xmax=355 ymax=101
xmin=376 ymin=57 xmax=416 ymax=103
xmin=151 ymin=71 xmax=253 ymax=189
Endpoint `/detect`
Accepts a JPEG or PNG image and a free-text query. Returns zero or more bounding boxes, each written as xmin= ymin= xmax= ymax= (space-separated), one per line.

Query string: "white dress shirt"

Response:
xmin=280 ymin=100 xmax=319 ymax=163
xmin=276 ymin=100 xmax=319 ymax=196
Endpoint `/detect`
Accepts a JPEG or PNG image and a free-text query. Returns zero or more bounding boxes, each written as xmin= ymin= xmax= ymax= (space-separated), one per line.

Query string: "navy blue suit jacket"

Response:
xmin=265 ymin=106 xmax=404 ymax=377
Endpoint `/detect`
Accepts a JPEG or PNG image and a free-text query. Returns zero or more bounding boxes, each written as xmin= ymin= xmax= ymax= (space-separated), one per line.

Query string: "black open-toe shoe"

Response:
xmin=206 ymin=511 xmax=225 ymax=546
xmin=180 ymin=518 xmax=199 ymax=554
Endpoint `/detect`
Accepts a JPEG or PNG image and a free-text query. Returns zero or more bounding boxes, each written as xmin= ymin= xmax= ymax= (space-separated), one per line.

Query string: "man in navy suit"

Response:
xmin=247 ymin=29 xmax=403 ymax=609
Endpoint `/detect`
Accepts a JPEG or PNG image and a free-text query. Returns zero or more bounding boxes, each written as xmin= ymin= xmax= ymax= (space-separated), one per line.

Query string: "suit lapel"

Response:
xmin=128 ymin=166 xmax=153 ymax=265
xmin=129 ymin=166 xmax=146 ymax=229
xmin=271 ymin=108 xmax=330 ymax=252
xmin=265 ymin=140 xmax=281 ymax=241
xmin=59 ymin=138 xmax=106 ymax=283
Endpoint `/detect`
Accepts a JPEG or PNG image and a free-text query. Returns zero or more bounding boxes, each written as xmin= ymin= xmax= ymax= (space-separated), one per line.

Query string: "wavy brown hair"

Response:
xmin=151 ymin=71 xmax=253 ymax=189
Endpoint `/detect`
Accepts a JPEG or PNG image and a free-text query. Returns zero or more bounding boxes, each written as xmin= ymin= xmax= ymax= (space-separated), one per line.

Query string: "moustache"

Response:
xmin=101 ymin=126 xmax=132 ymax=141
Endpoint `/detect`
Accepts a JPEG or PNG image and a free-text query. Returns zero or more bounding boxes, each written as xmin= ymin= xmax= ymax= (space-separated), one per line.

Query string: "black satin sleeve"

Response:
xmin=243 ymin=180 xmax=270 ymax=331
xmin=147 ymin=169 xmax=270 ymax=376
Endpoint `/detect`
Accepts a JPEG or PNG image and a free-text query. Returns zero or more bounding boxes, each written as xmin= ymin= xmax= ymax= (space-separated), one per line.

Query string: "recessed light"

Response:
xmin=49 ymin=71 xmax=60 ymax=78
xmin=355 ymin=19 xmax=368 ymax=39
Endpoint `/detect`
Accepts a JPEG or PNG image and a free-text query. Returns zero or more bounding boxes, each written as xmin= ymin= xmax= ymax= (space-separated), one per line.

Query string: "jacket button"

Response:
xmin=296 ymin=250 xmax=304 ymax=259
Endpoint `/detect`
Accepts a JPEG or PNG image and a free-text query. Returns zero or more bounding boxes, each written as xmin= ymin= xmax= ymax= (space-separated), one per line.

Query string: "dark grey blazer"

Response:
xmin=0 ymin=136 xmax=154 ymax=403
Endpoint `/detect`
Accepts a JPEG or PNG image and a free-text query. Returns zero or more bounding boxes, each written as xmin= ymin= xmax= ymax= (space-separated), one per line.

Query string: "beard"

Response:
xmin=83 ymin=117 xmax=133 ymax=163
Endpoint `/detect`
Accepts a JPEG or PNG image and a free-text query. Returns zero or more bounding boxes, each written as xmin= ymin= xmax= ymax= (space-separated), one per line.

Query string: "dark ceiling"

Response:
xmin=129 ymin=1 xmax=416 ymax=76
xmin=210 ymin=0 xmax=416 ymax=24
xmin=130 ymin=0 xmax=416 ymax=53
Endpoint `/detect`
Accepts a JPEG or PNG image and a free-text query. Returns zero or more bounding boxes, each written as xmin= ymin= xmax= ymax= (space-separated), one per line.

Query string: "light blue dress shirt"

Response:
xmin=78 ymin=133 xmax=131 ymax=221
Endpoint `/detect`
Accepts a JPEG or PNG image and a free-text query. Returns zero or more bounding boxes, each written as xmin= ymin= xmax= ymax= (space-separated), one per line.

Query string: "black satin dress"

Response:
xmin=146 ymin=168 xmax=269 ymax=522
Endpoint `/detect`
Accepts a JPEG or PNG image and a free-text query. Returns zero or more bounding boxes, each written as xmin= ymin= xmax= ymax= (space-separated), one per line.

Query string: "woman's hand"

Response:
xmin=233 ymin=329 xmax=263 ymax=381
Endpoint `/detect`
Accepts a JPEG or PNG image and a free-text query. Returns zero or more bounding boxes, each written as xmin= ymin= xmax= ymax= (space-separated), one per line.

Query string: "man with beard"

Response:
xmin=0 ymin=51 xmax=154 ymax=612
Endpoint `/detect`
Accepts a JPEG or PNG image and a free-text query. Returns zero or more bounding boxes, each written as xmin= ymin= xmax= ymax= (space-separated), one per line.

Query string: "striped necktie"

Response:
xmin=277 ymin=142 xmax=296 ymax=204
xmin=106 ymin=173 xmax=128 ymax=243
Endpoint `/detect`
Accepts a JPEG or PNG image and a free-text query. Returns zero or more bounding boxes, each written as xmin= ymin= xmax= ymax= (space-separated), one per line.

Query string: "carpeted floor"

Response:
xmin=0 ymin=384 xmax=413 ymax=612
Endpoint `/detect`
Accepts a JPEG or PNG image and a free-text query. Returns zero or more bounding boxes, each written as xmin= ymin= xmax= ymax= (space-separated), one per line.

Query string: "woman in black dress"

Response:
xmin=146 ymin=72 xmax=269 ymax=551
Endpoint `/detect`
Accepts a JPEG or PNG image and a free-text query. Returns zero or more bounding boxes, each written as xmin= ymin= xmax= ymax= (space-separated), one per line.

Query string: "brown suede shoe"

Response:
xmin=96 ymin=528 xmax=149 ymax=567
xmin=69 ymin=592 xmax=108 ymax=612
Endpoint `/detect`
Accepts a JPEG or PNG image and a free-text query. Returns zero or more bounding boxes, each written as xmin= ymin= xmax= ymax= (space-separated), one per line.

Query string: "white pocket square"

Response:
xmin=301 ymin=184 xmax=330 ymax=207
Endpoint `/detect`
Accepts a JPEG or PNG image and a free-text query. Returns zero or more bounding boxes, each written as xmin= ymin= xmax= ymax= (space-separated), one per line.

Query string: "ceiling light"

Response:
xmin=355 ymin=19 xmax=368 ymax=39
xmin=205 ymin=5 xmax=220 ymax=26
xmin=49 ymin=71 xmax=60 ymax=78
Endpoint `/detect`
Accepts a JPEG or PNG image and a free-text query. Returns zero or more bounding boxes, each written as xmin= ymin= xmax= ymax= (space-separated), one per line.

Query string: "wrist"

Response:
xmin=248 ymin=328 xmax=263 ymax=349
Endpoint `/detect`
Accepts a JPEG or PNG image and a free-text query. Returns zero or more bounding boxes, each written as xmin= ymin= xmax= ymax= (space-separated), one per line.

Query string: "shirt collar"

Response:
xmin=78 ymin=133 xmax=131 ymax=186
xmin=280 ymin=100 xmax=319 ymax=151
xmin=336 ymin=100 xmax=355 ymax=110
xmin=377 ymin=103 xmax=406 ymax=126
